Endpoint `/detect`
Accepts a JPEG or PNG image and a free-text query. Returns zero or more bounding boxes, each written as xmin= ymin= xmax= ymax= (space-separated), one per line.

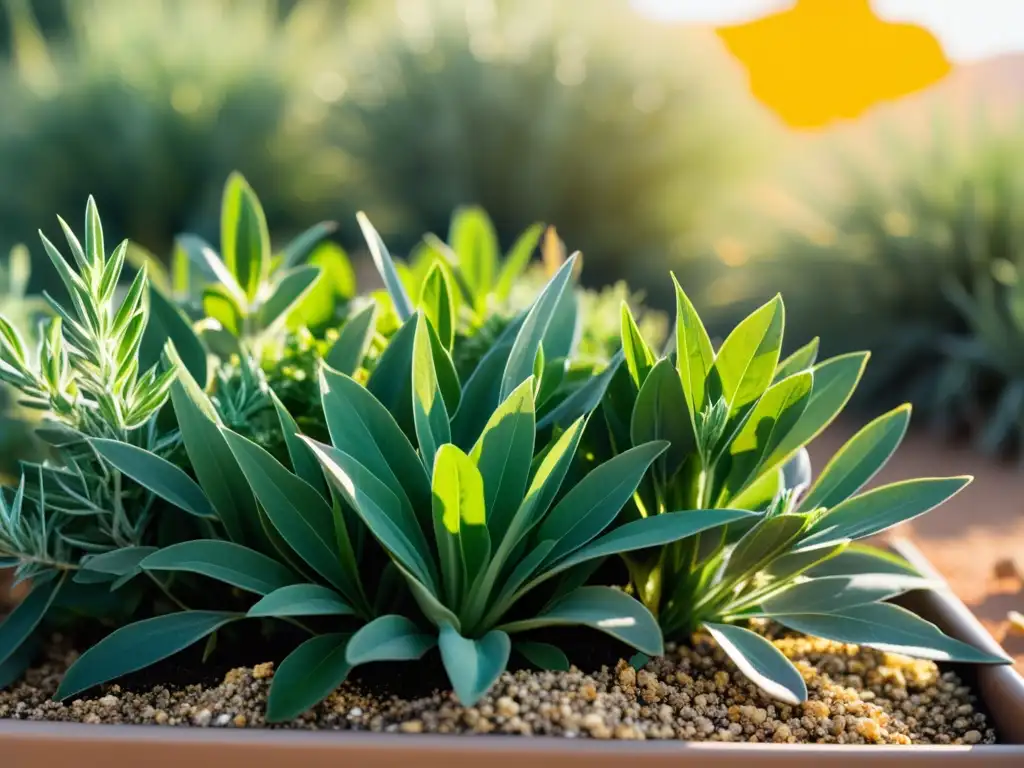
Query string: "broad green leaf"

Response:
xmin=621 ymin=302 xmax=656 ymax=389
xmin=167 ymin=344 xmax=253 ymax=545
xmin=248 ymin=584 xmax=355 ymax=618
xmin=704 ymin=623 xmax=806 ymax=705
xmin=89 ymin=438 xmax=215 ymax=519
xmin=268 ymin=390 xmax=327 ymax=498
xmin=325 ymin=303 xmax=377 ymax=375
xmin=713 ymin=295 xmax=784 ymax=417
xmin=83 ymin=196 xmax=104 ymax=269
xmin=800 ymin=405 xmax=911 ymax=512
xmin=221 ymin=173 xmax=270 ymax=302
xmin=801 ymin=477 xmax=971 ymax=548
xmin=630 ymin=359 xmax=694 ymax=482
xmin=470 ymin=379 xmax=535 ymax=542
xmin=449 ymin=206 xmax=499 ymax=312
xmin=202 ymin=284 xmax=243 ymax=336
xmin=433 ymin=444 xmax=490 ymax=606
xmin=672 ymin=276 xmax=716 ymax=433
xmin=222 ymin=429 xmax=355 ymax=596
xmin=542 ymin=283 xmax=580 ymax=362
xmin=412 ymin=313 xmax=451 ymax=471
xmin=346 ymin=615 xmax=437 ymax=665
xmin=322 ymin=364 xmax=431 ymax=529
xmin=720 ymin=372 xmax=813 ymax=501
xmin=420 ymin=263 xmax=455 ymax=350
xmin=427 ymin=318 xmax=462 ymax=415
xmin=538 ymin=441 xmax=669 ymax=565
xmin=765 ymin=352 xmax=870 ymax=469
xmin=500 ymin=255 xmax=576 ymax=401
xmin=526 ymin=509 xmax=755 ymax=593
xmin=449 ymin=315 xmax=525 ymax=448
xmin=515 ymin=641 xmax=570 ymax=672
xmin=280 ymin=221 xmax=337 ymax=269
xmin=499 ymin=586 xmax=662 ymax=655
xmin=305 ymin=439 xmax=438 ymax=592
xmin=365 ymin=313 xmax=416 ymax=435
xmin=777 ymin=603 xmax=1011 ymax=664
xmin=537 ymin=350 xmax=623 ymax=431
xmin=358 ymin=211 xmax=413 ymax=320
xmin=806 ymin=543 xmax=921 ymax=578
xmin=289 ymin=243 xmax=356 ymax=329
xmin=266 ymin=633 xmax=351 ymax=722
xmin=762 ymin=541 xmax=849 ymax=583
xmin=722 ymin=514 xmax=811 ymax=583
xmin=56 ymin=611 xmax=238 ymax=700
xmin=494 ymin=223 xmax=543 ymax=300
xmin=0 ymin=574 xmax=64 ymax=667
xmin=438 ymin=623 xmax=510 ymax=705
xmin=757 ymin=574 xmax=931 ymax=617
xmin=141 ymin=285 xmax=208 ymax=386
xmin=477 ymin=541 xmax=558 ymax=629
xmin=774 ymin=337 xmax=819 ymax=382
xmin=257 ymin=265 xmax=321 ymax=331
xmin=141 ymin=540 xmax=298 ymax=596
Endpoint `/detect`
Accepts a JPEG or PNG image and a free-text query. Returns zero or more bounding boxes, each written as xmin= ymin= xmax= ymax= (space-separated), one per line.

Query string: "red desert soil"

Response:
xmin=2 ymin=423 xmax=1022 ymax=675
xmin=812 ymin=424 xmax=1024 ymax=675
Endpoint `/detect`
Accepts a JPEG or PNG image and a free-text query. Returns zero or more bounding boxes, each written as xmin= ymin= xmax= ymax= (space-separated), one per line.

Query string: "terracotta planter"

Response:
xmin=2 ymin=538 xmax=1024 ymax=767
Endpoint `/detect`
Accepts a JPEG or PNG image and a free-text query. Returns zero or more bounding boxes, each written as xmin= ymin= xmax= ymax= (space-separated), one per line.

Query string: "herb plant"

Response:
xmin=601 ymin=280 xmax=1010 ymax=703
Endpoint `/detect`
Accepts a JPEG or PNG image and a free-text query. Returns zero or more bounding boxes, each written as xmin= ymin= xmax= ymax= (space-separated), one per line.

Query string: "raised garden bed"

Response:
xmin=2 ymin=540 xmax=1023 ymax=765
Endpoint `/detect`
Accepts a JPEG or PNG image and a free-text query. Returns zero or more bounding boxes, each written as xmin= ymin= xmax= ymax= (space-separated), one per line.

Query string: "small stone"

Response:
xmin=803 ymin=700 xmax=830 ymax=719
xmin=214 ymin=713 xmax=231 ymax=727
xmin=252 ymin=662 xmax=275 ymax=680
xmin=233 ymin=714 xmax=248 ymax=727
xmin=154 ymin=711 xmax=169 ymax=725
xmin=773 ymin=724 xmax=792 ymax=743
xmin=400 ymin=720 xmax=424 ymax=734
xmin=855 ymin=718 xmax=882 ymax=742
xmin=964 ymin=730 xmax=982 ymax=744
xmin=192 ymin=709 xmax=213 ymax=727
xmin=348 ymin=707 xmax=363 ymax=718
xmin=97 ymin=695 xmax=119 ymax=708
xmin=993 ymin=558 xmax=1021 ymax=580
xmin=496 ymin=696 xmax=520 ymax=717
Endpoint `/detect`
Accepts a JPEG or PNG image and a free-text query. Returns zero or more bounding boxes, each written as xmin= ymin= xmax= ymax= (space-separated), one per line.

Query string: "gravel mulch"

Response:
xmin=0 ymin=631 xmax=997 ymax=744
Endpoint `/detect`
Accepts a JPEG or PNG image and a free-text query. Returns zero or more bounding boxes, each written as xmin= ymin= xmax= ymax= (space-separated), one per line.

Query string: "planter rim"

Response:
xmin=2 ymin=537 xmax=1024 ymax=766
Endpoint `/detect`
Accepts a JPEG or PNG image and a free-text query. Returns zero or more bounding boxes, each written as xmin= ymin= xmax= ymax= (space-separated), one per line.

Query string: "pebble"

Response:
xmin=0 ymin=632 xmax=999 ymax=745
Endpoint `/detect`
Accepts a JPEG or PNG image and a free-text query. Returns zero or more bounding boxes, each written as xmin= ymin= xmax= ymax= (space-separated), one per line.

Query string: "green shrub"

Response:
xmin=722 ymin=113 xmax=1024 ymax=431
xmin=328 ymin=0 xmax=770 ymax=307
xmin=0 ymin=0 xmax=346 ymax=285
xmin=0 ymin=181 xmax=1007 ymax=716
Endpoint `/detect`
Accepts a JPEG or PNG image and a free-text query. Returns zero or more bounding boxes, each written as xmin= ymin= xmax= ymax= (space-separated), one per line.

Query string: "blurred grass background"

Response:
xmin=2 ymin=0 xmax=1024 ymax=460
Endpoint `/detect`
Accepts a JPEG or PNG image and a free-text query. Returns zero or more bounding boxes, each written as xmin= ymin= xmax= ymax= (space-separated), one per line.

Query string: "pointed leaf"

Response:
xmin=630 ymin=359 xmax=694 ymax=481
xmin=325 ymin=303 xmax=377 ymax=375
xmin=470 ymin=378 xmax=535 ymax=542
xmin=777 ymin=603 xmax=1010 ymax=664
xmin=800 ymin=405 xmax=912 ymax=512
xmin=722 ymin=514 xmax=811 ymax=583
xmin=438 ymin=624 xmax=510 ymax=705
xmin=268 ymin=389 xmax=327 ymax=498
xmin=222 ymin=173 xmax=270 ymax=302
xmin=494 ymin=223 xmax=543 ymax=300
xmin=774 ymin=337 xmax=819 ymax=382
xmin=537 ymin=350 xmax=623 ymax=430
xmin=141 ymin=286 xmax=208 ymax=386
xmin=538 ymin=441 xmax=669 ymax=565
xmin=500 ymin=586 xmax=662 ymax=655
xmin=704 ymin=623 xmax=806 ymax=705
xmin=433 ymin=444 xmax=490 ymax=606
xmin=257 ymin=266 xmax=321 ymax=331
xmin=365 ymin=313 xmax=416 ymax=434
xmin=266 ymin=633 xmax=351 ymax=722
xmin=89 ymin=438 xmax=215 ymax=519
xmin=714 ymin=296 xmax=785 ymax=417
xmin=757 ymin=574 xmax=932 ymax=617
xmin=141 ymin=540 xmax=298 ymax=596
xmin=280 ymin=221 xmax=338 ymax=269
xmin=802 ymin=477 xmax=971 ymax=548
xmin=0 ymin=635 xmax=37 ymax=689
xmin=346 ymin=615 xmax=437 ymax=665
xmin=56 ymin=612 xmax=239 ymax=700
xmin=621 ymin=303 xmax=656 ymax=389
xmin=449 ymin=206 xmax=499 ymax=311
xmin=248 ymin=584 xmax=355 ymax=618
xmin=420 ymin=263 xmax=455 ymax=350
xmin=358 ymin=212 xmax=413 ymax=320
xmin=500 ymin=255 xmax=576 ymax=401
xmin=221 ymin=429 xmax=356 ymax=596
xmin=673 ymin=276 xmax=716 ymax=432
xmin=808 ymin=543 xmax=921 ymax=578
xmin=413 ymin=313 xmax=451 ymax=471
